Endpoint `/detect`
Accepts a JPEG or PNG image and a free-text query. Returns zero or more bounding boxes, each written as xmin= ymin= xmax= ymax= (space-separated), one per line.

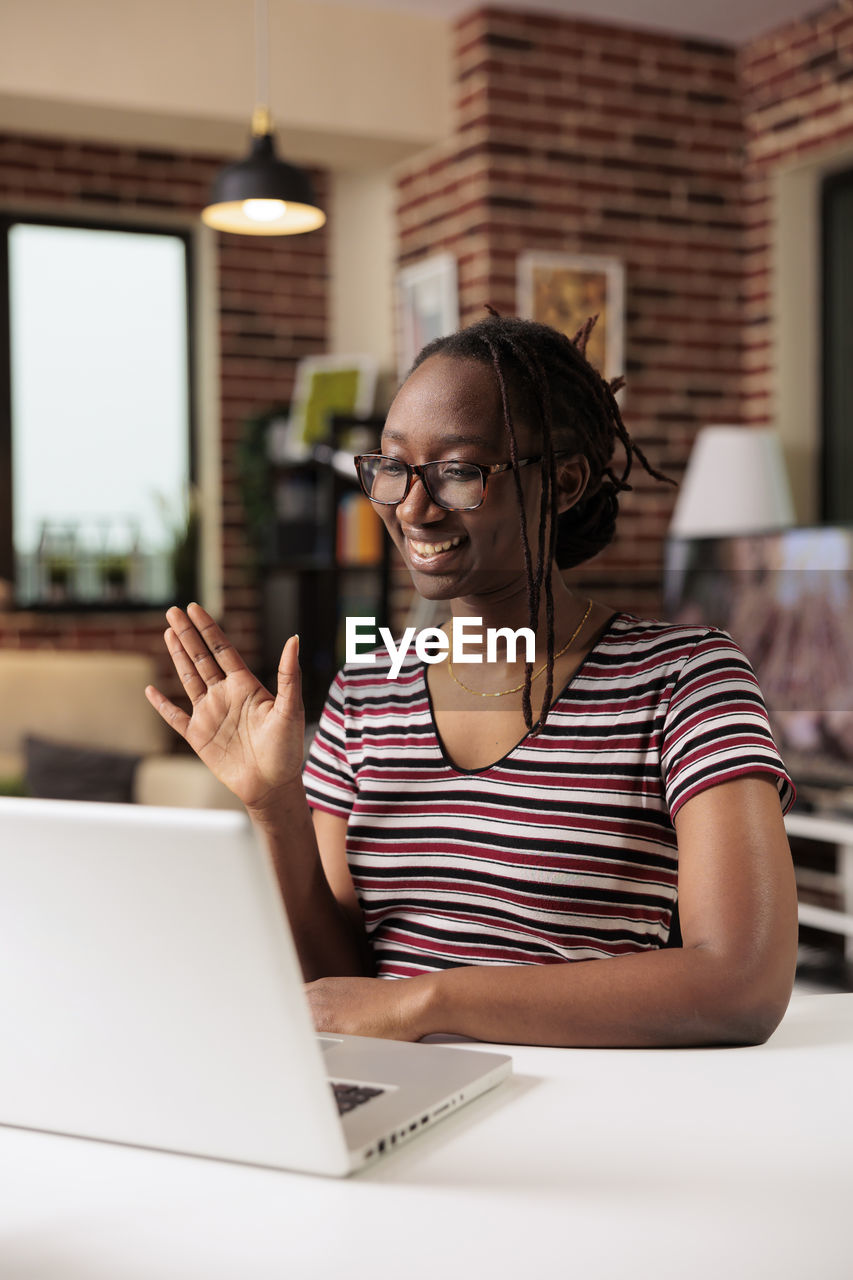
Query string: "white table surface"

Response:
xmin=2 ymin=992 xmax=852 ymax=1280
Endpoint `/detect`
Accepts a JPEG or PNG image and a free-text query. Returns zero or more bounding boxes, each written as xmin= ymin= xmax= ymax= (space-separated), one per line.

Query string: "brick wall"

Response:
xmin=4 ymin=3 xmax=849 ymax=676
xmin=397 ymin=6 xmax=749 ymax=619
xmin=0 ymin=131 xmax=328 ymax=700
xmin=741 ymin=0 xmax=853 ymax=425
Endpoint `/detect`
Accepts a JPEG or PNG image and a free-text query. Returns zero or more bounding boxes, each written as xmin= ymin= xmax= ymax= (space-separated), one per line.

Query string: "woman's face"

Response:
xmin=375 ymin=353 xmax=561 ymax=604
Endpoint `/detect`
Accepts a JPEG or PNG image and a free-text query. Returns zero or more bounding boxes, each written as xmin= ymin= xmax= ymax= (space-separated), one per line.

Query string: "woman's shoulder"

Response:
xmin=601 ymin=610 xmax=730 ymax=644
xmin=593 ymin=611 xmax=746 ymax=670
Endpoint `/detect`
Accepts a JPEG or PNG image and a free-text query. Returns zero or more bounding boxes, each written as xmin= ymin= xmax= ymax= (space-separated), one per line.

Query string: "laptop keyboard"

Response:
xmin=332 ymin=1082 xmax=385 ymax=1115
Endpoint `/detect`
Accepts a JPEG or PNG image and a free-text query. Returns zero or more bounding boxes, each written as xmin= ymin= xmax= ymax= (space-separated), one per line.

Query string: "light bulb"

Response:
xmin=242 ymin=199 xmax=288 ymax=223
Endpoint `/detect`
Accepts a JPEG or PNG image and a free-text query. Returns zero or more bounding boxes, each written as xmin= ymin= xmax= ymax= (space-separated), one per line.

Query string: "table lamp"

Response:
xmin=669 ymin=424 xmax=795 ymax=538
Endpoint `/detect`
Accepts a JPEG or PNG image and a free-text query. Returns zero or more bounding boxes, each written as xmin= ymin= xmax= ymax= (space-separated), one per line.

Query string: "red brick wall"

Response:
xmin=397 ymin=6 xmax=748 ymax=618
xmin=0 ymin=132 xmax=328 ymax=698
xmin=741 ymin=0 xmax=853 ymax=425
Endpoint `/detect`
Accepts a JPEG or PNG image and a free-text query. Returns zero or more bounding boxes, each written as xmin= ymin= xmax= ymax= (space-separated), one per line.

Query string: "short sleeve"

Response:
xmin=660 ymin=629 xmax=795 ymax=820
xmin=302 ymin=672 xmax=357 ymax=818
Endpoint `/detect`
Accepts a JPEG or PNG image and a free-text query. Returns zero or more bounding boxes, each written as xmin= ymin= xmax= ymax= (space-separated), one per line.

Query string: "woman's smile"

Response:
xmin=404 ymin=532 xmax=467 ymax=568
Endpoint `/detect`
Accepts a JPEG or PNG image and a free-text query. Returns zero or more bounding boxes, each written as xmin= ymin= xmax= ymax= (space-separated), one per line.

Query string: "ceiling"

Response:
xmin=321 ymin=0 xmax=825 ymax=46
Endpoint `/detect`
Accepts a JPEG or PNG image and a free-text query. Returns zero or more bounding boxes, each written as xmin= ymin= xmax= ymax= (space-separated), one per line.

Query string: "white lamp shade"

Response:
xmin=669 ymin=425 xmax=795 ymax=538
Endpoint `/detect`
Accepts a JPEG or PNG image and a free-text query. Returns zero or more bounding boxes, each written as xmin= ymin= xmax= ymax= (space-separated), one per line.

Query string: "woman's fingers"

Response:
xmin=187 ymin=602 xmax=247 ymax=677
xmin=275 ymin=634 xmax=303 ymax=720
xmin=164 ymin=603 xmax=238 ymax=696
xmin=163 ymin=623 xmax=210 ymax=704
xmin=166 ymin=606 xmax=222 ymax=686
xmin=144 ymin=683 xmax=191 ymax=739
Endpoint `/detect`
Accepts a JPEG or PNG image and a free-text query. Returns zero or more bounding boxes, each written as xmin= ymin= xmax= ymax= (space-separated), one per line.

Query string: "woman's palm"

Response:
xmin=145 ymin=604 xmax=304 ymax=810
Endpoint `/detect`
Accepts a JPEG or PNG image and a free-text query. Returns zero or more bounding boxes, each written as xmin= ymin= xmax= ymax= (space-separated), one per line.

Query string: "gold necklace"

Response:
xmin=446 ymin=599 xmax=593 ymax=697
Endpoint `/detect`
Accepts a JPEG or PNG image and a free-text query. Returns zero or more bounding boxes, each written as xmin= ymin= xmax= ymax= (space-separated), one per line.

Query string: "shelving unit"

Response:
xmin=786 ymin=810 xmax=853 ymax=961
xmin=256 ymin=417 xmax=389 ymax=723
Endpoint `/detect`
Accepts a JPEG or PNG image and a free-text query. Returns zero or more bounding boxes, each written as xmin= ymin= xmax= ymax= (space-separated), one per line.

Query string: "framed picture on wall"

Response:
xmin=517 ymin=251 xmax=625 ymax=385
xmin=396 ymin=252 xmax=459 ymax=381
xmin=267 ymin=353 xmax=379 ymax=460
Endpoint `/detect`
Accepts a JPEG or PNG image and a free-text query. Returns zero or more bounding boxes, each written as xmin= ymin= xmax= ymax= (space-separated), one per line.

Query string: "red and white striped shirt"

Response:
xmin=303 ymin=614 xmax=794 ymax=978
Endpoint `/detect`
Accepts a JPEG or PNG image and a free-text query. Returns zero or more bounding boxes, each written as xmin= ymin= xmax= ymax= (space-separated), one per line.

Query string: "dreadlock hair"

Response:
xmin=410 ymin=310 xmax=674 ymax=734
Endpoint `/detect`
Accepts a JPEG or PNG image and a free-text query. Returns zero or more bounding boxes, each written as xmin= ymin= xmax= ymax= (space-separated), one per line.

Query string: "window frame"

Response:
xmin=0 ymin=210 xmax=197 ymax=610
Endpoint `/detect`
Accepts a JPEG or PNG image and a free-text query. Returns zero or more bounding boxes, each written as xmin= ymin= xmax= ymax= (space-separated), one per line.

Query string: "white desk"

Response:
xmin=2 ymin=993 xmax=852 ymax=1280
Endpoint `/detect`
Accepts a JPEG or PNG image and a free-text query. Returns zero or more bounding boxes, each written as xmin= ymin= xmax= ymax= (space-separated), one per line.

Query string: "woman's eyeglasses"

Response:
xmin=353 ymin=453 xmax=556 ymax=512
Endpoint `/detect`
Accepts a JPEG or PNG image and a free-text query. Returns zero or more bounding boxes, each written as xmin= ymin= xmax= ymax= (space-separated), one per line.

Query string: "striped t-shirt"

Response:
xmin=303 ymin=614 xmax=794 ymax=978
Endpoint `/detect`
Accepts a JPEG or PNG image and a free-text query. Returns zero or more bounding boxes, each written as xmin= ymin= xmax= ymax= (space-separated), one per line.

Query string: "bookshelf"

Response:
xmin=256 ymin=416 xmax=389 ymax=723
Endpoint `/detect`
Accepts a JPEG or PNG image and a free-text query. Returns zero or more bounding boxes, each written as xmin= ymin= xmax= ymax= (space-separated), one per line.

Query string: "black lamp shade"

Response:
xmin=202 ymin=133 xmax=326 ymax=236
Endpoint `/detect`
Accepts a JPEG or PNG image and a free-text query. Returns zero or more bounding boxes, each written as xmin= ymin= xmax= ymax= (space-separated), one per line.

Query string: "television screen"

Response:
xmin=663 ymin=526 xmax=853 ymax=800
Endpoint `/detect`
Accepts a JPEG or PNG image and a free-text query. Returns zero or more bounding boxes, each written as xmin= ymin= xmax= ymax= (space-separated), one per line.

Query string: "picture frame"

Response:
xmin=396 ymin=252 xmax=459 ymax=381
xmin=268 ymin=353 xmax=379 ymax=460
xmin=516 ymin=251 xmax=625 ymax=385
xmin=290 ymin=353 xmax=378 ymax=445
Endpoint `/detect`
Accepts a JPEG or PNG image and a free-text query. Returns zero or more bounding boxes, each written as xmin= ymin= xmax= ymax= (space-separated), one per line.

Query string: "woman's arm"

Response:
xmin=247 ymin=789 xmax=371 ymax=981
xmin=145 ymin=603 xmax=369 ymax=981
xmin=309 ymin=809 xmax=375 ymax=976
xmin=306 ymin=774 xmax=799 ymax=1046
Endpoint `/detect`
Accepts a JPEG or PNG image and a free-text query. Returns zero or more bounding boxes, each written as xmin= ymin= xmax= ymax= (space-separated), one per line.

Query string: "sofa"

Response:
xmin=0 ymin=648 xmax=242 ymax=809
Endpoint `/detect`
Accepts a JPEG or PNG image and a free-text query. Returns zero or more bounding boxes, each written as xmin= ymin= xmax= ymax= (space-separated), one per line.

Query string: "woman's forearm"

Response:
xmin=249 ymin=783 xmax=371 ymax=981
xmin=415 ymin=942 xmax=793 ymax=1048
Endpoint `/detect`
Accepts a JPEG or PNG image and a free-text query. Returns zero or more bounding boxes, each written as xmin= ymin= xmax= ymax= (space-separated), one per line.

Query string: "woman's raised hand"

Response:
xmin=144 ymin=602 xmax=305 ymax=812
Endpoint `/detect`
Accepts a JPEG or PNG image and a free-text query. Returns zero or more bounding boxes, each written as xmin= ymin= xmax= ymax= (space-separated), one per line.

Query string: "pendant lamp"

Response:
xmin=201 ymin=0 xmax=325 ymax=237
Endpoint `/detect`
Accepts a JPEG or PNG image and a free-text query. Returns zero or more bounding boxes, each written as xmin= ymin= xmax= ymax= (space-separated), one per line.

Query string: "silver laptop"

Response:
xmin=0 ymin=796 xmax=511 ymax=1177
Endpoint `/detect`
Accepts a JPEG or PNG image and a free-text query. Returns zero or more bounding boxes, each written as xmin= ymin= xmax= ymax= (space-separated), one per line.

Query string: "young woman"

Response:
xmin=146 ymin=314 xmax=798 ymax=1048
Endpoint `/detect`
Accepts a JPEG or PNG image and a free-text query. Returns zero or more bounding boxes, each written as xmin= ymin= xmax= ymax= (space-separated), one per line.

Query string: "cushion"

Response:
xmin=0 ymin=651 xmax=169 ymax=761
xmin=24 ymin=735 xmax=141 ymax=804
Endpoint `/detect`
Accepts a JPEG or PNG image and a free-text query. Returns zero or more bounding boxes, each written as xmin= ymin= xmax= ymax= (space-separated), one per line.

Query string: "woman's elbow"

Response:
xmin=721 ymin=992 xmax=792 ymax=1046
xmin=708 ymin=965 xmax=795 ymax=1046
xmin=685 ymin=940 xmax=796 ymax=1046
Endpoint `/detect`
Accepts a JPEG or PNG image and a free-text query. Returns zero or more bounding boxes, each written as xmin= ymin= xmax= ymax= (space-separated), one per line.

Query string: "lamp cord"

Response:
xmin=255 ymin=0 xmax=269 ymax=110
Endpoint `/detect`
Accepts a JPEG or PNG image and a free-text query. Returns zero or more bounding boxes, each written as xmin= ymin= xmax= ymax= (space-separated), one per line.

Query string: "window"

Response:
xmin=822 ymin=170 xmax=853 ymax=523
xmin=0 ymin=216 xmax=195 ymax=607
